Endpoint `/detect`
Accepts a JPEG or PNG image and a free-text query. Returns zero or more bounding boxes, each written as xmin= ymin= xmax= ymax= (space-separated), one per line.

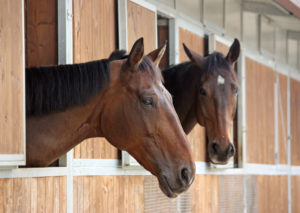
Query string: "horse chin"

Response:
xmin=157 ymin=175 xmax=178 ymax=198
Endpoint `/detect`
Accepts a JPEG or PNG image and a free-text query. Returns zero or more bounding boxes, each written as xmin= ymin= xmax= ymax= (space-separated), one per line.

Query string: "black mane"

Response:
xmin=26 ymin=59 xmax=110 ymax=116
xmin=205 ymin=52 xmax=231 ymax=73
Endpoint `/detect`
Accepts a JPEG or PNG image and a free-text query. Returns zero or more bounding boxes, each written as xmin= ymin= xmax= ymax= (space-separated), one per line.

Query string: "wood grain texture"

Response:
xmin=157 ymin=24 xmax=169 ymax=70
xmin=246 ymin=57 xmax=275 ymax=164
xmin=290 ymin=78 xmax=300 ymax=165
xmin=73 ymin=176 xmax=144 ymax=213
xmin=216 ymin=41 xmax=229 ymax=56
xmin=127 ymin=0 xmax=156 ymax=54
xmin=257 ymin=175 xmax=288 ymax=213
xmin=292 ymin=176 xmax=300 ymax=213
xmin=278 ymin=73 xmax=287 ymax=164
xmin=73 ymin=0 xmax=118 ymax=159
xmin=25 ymin=0 xmax=57 ymax=67
xmin=192 ymin=175 xmax=219 ymax=213
xmin=179 ymin=28 xmax=205 ymax=62
xmin=0 ymin=0 xmax=24 ymax=154
xmin=179 ymin=28 xmax=207 ymax=162
xmin=0 ymin=177 xmax=66 ymax=213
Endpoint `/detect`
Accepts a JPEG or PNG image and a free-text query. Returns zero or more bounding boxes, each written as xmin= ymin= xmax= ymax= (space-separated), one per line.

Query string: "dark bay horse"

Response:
xmin=26 ymin=38 xmax=195 ymax=197
xmin=163 ymin=39 xmax=240 ymax=164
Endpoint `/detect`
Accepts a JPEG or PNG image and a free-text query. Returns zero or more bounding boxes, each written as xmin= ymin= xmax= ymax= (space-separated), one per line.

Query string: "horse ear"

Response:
xmin=127 ymin=37 xmax=144 ymax=69
xmin=147 ymin=41 xmax=167 ymax=67
xmin=183 ymin=43 xmax=205 ymax=67
xmin=226 ymin=38 xmax=240 ymax=65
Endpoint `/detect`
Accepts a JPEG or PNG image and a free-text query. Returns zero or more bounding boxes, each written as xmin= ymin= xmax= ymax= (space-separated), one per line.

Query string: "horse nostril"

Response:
xmin=210 ymin=142 xmax=220 ymax=155
xmin=180 ymin=167 xmax=192 ymax=186
xmin=227 ymin=144 xmax=235 ymax=158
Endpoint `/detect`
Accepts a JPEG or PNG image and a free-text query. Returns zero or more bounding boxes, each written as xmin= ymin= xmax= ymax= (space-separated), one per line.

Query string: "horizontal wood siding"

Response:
xmin=215 ymin=41 xmax=229 ymax=56
xmin=127 ymin=0 xmax=156 ymax=54
xmin=0 ymin=0 xmax=24 ymax=154
xmin=72 ymin=0 xmax=118 ymax=159
xmin=246 ymin=57 xmax=275 ymax=164
xmin=290 ymin=78 xmax=300 ymax=165
xmin=73 ymin=176 xmax=144 ymax=213
xmin=0 ymin=177 xmax=66 ymax=213
xmin=179 ymin=28 xmax=206 ymax=162
xmin=278 ymin=73 xmax=288 ymax=164
xmin=257 ymin=175 xmax=288 ymax=213
xmin=25 ymin=0 xmax=57 ymax=67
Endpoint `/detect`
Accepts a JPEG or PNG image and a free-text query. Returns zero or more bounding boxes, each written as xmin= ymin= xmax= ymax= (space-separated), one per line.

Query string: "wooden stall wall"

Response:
xmin=127 ymin=0 xmax=156 ymax=54
xmin=290 ymin=78 xmax=300 ymax=165
xmin=179 ymin=28 xmax=206 ymax=162
xmin=277 ymin=73 xmax=288 ymax=164
xmin=292 ymin=175 xmax=300 ymax=213
xmin=0 ymin=177 xmax=66 ymax=213
xmin=0 ymin=0 xmax=24 ymax=154
xmin=246 ymin=57 xmax=275 ymax=164
xmin=257 ymin=175 xmax=288 ymax=213
xmin=72 ymin=0 xmax=118 ymax=159
xmin=73 ymin=176 xmax=144 ymax=213
xmin=25 ymin=0 xmax=57 ymax=67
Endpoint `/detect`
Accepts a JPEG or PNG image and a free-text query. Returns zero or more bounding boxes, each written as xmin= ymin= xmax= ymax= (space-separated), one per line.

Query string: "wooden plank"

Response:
xmin=37 ymin=178 xmax=46 ymax=213
xmin=0 ymin=0 xmax=24 ymax=154
xmin=60 ymin=177 xmax=67 ymax=213
xmin=291 ymin=79 xmax=300 ymax=165
xmin=73 ymin=0 xmax=118 ymax=159
xmin=0 ymin=180 xmax=3 ymax=213
xmin=257 ymin=175 xmax=288 ymax=213
xmin=25 ymin=0 xmax=57 ymax=67
xmin=216 ymin=41 xmax=229 ymax=56
xmin=13 ymin=178 xmax=23 ymax=213
xmin=246 ymin=57 xmax=275 ymax=164
xmin=278 ymin=74 xmax=287 ymax=164
xmin=73 ymin=177 xmax=78 ymax=213
xmin=2 ymin=179 xmax=13 ymax=213
xmin=30 ymin=178 xmax=38 ymax=213
xmin=23 ymin=178 xmax=32 ymax=213
xmin=292 ymin=176 xmax=300 ymax=213
xmin=83 ymin=176 xmax=90 ymax=213
xmin=192 ymin=175 xmax=219 ymax=213
xmin=127 ymin=0 xmax=156 ymax=54
xmin=45 ymin=177 xmax=54 ymax=213
xmin=157 ymin=23 xmax=169 ymax=70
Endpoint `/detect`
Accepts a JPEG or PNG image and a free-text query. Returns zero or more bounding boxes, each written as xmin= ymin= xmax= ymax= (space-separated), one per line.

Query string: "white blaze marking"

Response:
xmin=217 ymin=75 xmax=225 ymax=85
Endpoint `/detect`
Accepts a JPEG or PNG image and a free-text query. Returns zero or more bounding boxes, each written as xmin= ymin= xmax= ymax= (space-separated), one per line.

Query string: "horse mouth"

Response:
xmin=158 ymin=176 xmax=178 ymax=198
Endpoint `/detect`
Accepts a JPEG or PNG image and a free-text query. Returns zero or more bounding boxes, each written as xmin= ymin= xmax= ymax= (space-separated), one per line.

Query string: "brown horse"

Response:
xmin=26 ymin=38 xmax=195 ymax=197
xmin=162 ymin=39 xmax=240 ymax=164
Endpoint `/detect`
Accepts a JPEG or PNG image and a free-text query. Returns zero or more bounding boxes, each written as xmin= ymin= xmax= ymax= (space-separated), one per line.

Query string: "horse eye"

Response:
xmin=199 ymin=88 xmax=207 ymax=96
xmin=141 ymin=97 xmax=154 ymax=106
xmin=233 ymin=88 xmax=238 ymax=96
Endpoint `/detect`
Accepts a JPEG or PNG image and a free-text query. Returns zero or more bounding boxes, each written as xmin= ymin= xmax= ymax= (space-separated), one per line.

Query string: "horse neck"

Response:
xmin=163 ymin=62 xmax=200 ymax=134
xmin=26 ymin=61 xmax=111 ymax=167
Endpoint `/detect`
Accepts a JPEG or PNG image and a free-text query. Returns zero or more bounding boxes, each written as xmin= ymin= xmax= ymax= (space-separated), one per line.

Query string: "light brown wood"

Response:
xmin=291 ymin=78 xmax=300 ymax=165
xmin=157 ymin=24 xmax=169 ymax=70
xmin=0 ymin=177 xmax=66 ymax=212
xmin=127 ymin=0 xmax=156 ymax=54
xmin=278 ymin=73 xmax=288 ymax=164
xmin=72 ymin=0 xmax=118 ymax=159
xmin=257 ymin=175 xmax=288 ymax=213
xmin=216 ymin=41 xmax=229 ymax=56
xmin=246 ymin=57 xmax=275 ymax=164
xmin=73 ymin=176 xmax=144 ymax=213
xmin=179 ymin=28 xmax=207 ymax=162
xmin=191 ymin=175 xmax=219 ymax=213
xmin=0 ymin=0 xmax=24 ymax=154
xmin=179 ymin=28 xmax=205 ymax=62
xmin=292 ymin=176 xmax=300 ymax=213
xmin=25 ymin=0 xmax=57 ymax=67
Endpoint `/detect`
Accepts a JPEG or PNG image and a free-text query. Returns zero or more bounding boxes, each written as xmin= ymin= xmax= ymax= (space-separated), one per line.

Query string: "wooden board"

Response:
xmin=73 ymin=0 xmax=118 ymax=159
xmin=127 ymin=0 xmax=156 ymax=54
xmin=0 ymin=177 xmax=66 ymax=213
xmin=257 ymin=175 xmax=288 ymax=213
xmin=292 ymin=176 xmax=300 ymax=213
xmin=0 ymin=0 xmax=24 ymax=154
xmin=73 ymin=176 xmax=144 ymax=213
xmin=290 ymin=78 xmax=300 ymax=165
xmin=25 ymin=0 xmax=57 ymax=67
xmin=278 ymin=73 xmax=287 ymax=164
xmin=246 ymin=57 xmax=275 ymax=164
xmin=192 ymin=175 xmax=219 ymax=213
xmin=216 ymin=41 xmax=229 ymax=56
xmin=179 ymin=28 xmax=206 ymax=162
xmin=157 ymin=22 xmax=169 ymax=70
